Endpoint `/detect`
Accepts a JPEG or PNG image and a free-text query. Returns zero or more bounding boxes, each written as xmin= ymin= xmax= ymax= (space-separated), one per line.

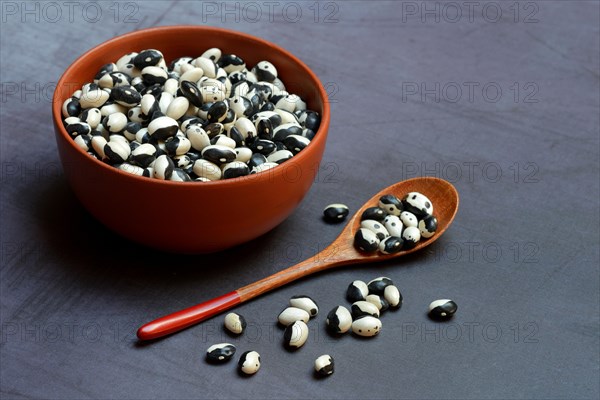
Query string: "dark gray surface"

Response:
xmin=1 ymin=1 xmax=599 ymax=399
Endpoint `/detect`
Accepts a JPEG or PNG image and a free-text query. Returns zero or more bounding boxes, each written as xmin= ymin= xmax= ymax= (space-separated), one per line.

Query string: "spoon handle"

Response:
xmin=136 ymin=244 xmax=348 ymax=341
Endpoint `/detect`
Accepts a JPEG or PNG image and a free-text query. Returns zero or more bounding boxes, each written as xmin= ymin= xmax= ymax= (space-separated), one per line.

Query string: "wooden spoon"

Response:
xmin=137 ymin=177 xmax=459 ymax=341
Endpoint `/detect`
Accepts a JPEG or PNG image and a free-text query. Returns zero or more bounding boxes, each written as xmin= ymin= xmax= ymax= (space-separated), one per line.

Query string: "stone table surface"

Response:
xmin=1 ymin=1 xmax=599 ymax=399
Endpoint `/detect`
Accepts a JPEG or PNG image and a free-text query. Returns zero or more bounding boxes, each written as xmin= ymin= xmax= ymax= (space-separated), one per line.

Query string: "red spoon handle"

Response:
xmin=136 ymin=291 xmax=241 ymax=341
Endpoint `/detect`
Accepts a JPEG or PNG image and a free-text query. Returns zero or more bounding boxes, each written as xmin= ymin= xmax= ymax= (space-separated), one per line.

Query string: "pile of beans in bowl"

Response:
xmin=61 ymin=48 xmax=321 ymax=182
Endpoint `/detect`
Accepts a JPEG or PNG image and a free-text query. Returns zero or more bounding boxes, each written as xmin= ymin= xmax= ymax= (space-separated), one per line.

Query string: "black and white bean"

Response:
xmin=360 ymin=220 xmax=389 ymax=241
xmin=323 ymin=204 xmax=349 ymax=223
xmin=148 ymin=116 xmax=178 ymax=140
xmin=351 ymin=316 xmax=382 ymax=337
xmin=351 ymin=301 xmax=380 ymax=319
xmin=383 ymin=215 xmax=403 ymax=237
xmin=400 ymin=211 xmax=418 ymax=228
xmin=103 ymin=112 xmax=128 ymax=133
xmin=314 ymin=355 xmax=334 ymax=376
xmin=79 ymin=108 xmax=101 ymax=128
xmin=134 ymin=49 xmax=163 ymax=69
xmin=367 ymin=277 xmax=393 ymax=296
xmin=222 ymin=161 xmax=249 ymax=179
xmin=118 ymin=163 xmax=150 ymax=177
xmin=249 ymin=139 xmax=276 ymax=156
xmin=402 ymin=226 xmax=421 ymax=249
xmin=62 ymin=97 xmax=81 ymax=118
xmin=428 ymin=299 xmax=457 ymax=320
xmin=378 ymin=194 xmax=403 ymax=216
xmin=141 ymin=66 xmax=168 ymax=86
xmin=111 ymin=85 xmax=142 ymax=107
xmin=224 ymin=312 xmax=247 ymax=335
xmin=383 ymin=285 xmax=402 ymax=308
xmin=79 ymin=86 xmax=109 ymax=109
xmin=201 ymin=145 xmax=236 ymax=164
xmin=282 ymin=135 xmax=310 ymax=155
xmin=378 ymin=236 xmax=404 ymax=255
xmin=73 ymin=134 xmax=92 ymax=151
xmin=131 ymin=143 xmax=157 ymax=168
xmin=354 ymin=228 xmax=380 ymax=252
xmin=104 ymin=139 xmax=131 ymax=164
xmin=278 ymin=307 xmax=310 ymax=326
xmin=289 ymin=295 xmax=318 ymax=317
xmin=153 ymin=154 xmax=174 ymax=180
xmin=193 ymin=159 xmax=222 ymax=181
xmin=234 ymin=147 xmax=253 ymax=163
xmin=266 ymin=149 xmax=293 ymax=164
xmin=186 ymin=125 xmax=211 ymax=151
xmin=283 ymin=320 xmax=309 ymax=349
xmin=165 ymin=96 xmax=189 ymax=120
xmin=403 ymin=192 xmax=434 ymax=218
xmin=250 ymin=162 xmax=278 ymax=174
xmin=361 ymin=206 xmax=386 ymax=222
xmin=418 ymin=215 xmax=438 ymax=238
xmin=164 ymin=136 xmax=191 ymax=156
xmin=326 ymin=306 xmax=352 ymax=334
xmin=206 ymin=343 xmax=236 ymax=363
xmin=66 ymin=121 xmax=91 ymax=137
xmin=272 ymin=124 xmax=302 ymax=143
xmin=238 ymin=351 xmax=260 ymax=375
xmin=365 ymin=294 xmax=389 ymax=312
xmin=346 ymin=280 xmax=369 ymax=302
xmin=252 ymin=61 xmax=278 ymax=82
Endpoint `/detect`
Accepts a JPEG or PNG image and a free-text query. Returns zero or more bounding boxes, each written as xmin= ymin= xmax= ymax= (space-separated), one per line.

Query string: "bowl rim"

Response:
xmin=52 ymin=25 xmax=330 ymax=188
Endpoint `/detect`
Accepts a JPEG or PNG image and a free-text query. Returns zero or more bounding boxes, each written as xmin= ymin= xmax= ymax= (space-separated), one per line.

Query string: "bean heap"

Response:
xmin=354 ymin=192 xmax=438 ymax=254
xmin=61 ymin=48 xmax=321 ymax=181
xmin=278 ymin=295 xmax=319 ymax=350
xmin=326 ymin=277 xmax=402 ymax=338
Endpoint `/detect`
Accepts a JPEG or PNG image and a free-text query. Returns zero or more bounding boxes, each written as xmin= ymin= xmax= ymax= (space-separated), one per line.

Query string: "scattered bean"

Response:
xmin=346 ymin=280 xmax=369 ymax=303
xmin=428 ymin=299 xmax=457 ymax=320
xmin=383 ymin=285 xmax=402 ymax=309
xmin=283 ymin=320 xmax=309 ymax=349
xmin=206 ymin=343 xmax=236 ymax=363
xmin=323 ymin=204 xmax=349 ymax=223
xmin=314 ymin=355 xmax=334 ymax=376
xmin=326 ymin=306 xmax=353 ymax=334
xmin=365 ymin=294 xmax=389 ymax=312
xmin=224 ymin=312 xmax=246 ymax=335
xmin=351 ymin=316 xmax=381 ymax=337
xmin=278 ymin=307 xmax=310 ymax=326
xmin=238 ymin=350 xmax=261 ymax=375
xmin=289 ymin=295 xmax=319 ymax=317
xmin=367 ymin=277 xmax=393 ymax=296
xmin=351 ymin=301 xmax=380 ymax=319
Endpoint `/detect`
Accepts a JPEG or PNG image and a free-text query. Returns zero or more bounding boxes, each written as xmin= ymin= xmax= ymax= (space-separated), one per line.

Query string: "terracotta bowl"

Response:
xmin=52 ymin=25 xmax=330 ymax=253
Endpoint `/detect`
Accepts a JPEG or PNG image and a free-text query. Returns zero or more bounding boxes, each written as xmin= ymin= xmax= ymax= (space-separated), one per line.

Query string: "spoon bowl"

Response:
xmin=321 ymin=176 xmax=459 ymax=264
xmin=137 ymin=177 xmax=459 ymax=340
